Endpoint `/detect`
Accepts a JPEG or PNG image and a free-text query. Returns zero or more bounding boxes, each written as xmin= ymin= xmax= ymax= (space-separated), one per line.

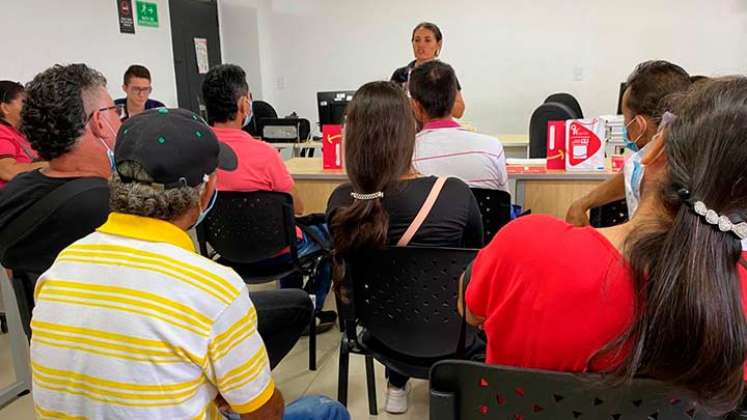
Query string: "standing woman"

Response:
xmin=391 ymin=22 xmax=465 ymax=118
xmin=0 ymin=81 xmax=46 ymax=187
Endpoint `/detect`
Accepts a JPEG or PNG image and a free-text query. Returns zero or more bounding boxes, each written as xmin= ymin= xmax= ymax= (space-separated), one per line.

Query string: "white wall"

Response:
xmin=2 ymin=0 xmax=177 ymax=107
xmin=218 ymin=0 xmax=264 ymax=98
xmin=240 ymin=0 xmax=747 ymax=135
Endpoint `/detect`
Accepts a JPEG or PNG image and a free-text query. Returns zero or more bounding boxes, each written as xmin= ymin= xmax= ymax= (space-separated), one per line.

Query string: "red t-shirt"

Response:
xmin=466 ymin=214 xmax=747 ymax=378
xmin=0 ymin=122 xmax=38 ymax=188
xmin=212 ymin=127 xmax=294 ymax=193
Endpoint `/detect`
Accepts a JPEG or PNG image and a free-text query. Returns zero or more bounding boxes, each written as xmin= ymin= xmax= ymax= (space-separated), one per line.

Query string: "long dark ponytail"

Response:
xmin=594 ymin=77 xmax=747 ymax=413
xmin=330 ymin=81 xmax=417 ymax=298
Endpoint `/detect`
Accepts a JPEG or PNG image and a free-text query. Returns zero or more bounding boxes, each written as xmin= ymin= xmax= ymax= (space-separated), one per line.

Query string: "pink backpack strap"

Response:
xmin=396 ymin=177 xmax=447 ymax=247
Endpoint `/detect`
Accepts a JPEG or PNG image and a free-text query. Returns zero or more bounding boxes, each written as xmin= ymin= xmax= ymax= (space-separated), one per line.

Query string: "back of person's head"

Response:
xmin=123 ymin=64 xmax=151 ymax=85
xmin=0 ymin=80 xmax=24 ymax=122
xmin=330 ymin=81 xmax=416 ymax=275
xmin=110 ymin=107 xmax=235 ymax=223
xmin=625 ymin=60 xmax=691 ymax=120
xmin=22 ymin=64 xmax=107 ymax=161
xmin=201 ymin=64 xmax=249 ymax=125
xmin=110 ymin=160 xmax=203 ymax=221
xmin=597 ymin=77 xmax=747 ymax=413
xmin=409 ymin=60 xmax=457 ymax=120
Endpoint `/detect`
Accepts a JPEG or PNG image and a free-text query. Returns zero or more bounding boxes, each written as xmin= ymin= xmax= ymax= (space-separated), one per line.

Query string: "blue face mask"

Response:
xmin=194 ymin=188 xmax=218 ymax=227
xmin=622 ymin=118 xmax=642 ymax=152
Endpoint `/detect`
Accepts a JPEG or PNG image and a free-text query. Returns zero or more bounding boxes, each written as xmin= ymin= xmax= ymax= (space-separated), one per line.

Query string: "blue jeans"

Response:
xmin=261 ymin=224 xmax=332 ymax=314
xmin=224 ymin=395 xmax=350 ymax=420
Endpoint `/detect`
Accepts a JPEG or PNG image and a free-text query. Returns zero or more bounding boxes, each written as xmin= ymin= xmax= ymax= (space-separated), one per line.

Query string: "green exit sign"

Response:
xmin=136 ymin=1 xmax=159 ymax=28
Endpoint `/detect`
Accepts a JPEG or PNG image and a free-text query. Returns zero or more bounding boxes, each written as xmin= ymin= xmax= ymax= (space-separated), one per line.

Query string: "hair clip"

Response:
xmin=692 ymin=200 xmax=747 ymax=240
xmin=350 ymin=191 xmax=384 ymax=200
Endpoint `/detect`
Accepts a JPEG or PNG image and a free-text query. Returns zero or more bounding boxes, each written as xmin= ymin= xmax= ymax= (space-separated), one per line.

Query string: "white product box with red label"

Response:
xmin=565 ymin=118 xmax=606 ymax=172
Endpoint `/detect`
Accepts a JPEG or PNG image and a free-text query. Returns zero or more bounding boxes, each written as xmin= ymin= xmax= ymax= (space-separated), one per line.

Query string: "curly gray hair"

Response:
xmin=110 ymin=161 xmax=204 ymax=221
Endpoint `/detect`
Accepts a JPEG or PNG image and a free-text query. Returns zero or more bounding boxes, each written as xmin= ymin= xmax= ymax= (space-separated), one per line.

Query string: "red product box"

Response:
xmin=546 ymin=120 xmax=566 ymax=170
xmin=322 ymin=124 xmax=343 ymax=169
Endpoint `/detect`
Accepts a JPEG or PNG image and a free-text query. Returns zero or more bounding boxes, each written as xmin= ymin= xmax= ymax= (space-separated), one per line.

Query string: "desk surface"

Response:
xmin=285 ymin=158 xmax=614 ymax=181
xmin=271 ymin=134 xmax=528 ymax=148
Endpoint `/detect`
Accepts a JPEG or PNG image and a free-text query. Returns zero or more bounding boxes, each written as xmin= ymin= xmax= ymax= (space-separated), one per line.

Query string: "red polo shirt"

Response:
xmin=0 ymin=122 xmax=38 ymax=187
xmin=466 ymin=214 xmax=747 ymax=378
xmin=212 ymin=127 xmax=294 ymax=193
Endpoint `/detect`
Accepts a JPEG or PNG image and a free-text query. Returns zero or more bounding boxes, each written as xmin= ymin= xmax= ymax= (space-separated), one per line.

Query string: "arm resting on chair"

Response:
xmin=458 ymin=272 xmax=485 ymax=327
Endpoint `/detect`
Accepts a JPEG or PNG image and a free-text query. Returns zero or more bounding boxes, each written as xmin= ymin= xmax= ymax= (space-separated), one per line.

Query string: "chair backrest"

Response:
xmin=344 ymin=247 xmax=477 ymax=359
xmin=470 ymin=188 xmax=512 ymax=244
xmin=430 ymin=360 xmax=721 ymax=420
xmin=198 ymin=191 xmax=297 ymax=264
xmin=244 ymin=100 xmax=278 ymax=137
xmin=528 ymin=102 xmax=576 ymax=158
xmin=590 ymin=199 xmax=629 ymax=228
xmin=545 ymin=92 xmax=584 ymax=119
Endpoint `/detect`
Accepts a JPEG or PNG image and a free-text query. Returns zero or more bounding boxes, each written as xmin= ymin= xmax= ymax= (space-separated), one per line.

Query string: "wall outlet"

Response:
xmin=276 ymin=76 xmax=286 ymax=90
xmin=573 ymin=65 xmax=584 ymax=82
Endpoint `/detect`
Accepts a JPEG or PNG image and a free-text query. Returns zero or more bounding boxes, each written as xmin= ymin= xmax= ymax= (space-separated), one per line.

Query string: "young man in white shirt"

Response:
xmin=409 ymin=60 xmax=508 ymax=192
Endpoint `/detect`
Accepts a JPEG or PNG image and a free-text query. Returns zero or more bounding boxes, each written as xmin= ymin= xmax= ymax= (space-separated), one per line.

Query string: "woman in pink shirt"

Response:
xmin=0 ymin=81 xmax=46 ymax=187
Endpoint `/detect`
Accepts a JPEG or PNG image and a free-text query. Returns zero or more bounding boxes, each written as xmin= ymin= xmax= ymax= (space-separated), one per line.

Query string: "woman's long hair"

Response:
xmin=593 ymin=77 xmax=747 ymax=414
xmin=330 ymin=81 xmax=417 ymax=298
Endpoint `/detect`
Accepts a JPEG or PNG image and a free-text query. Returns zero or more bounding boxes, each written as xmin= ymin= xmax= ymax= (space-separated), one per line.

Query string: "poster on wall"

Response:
xmin=117 ymin=0 xmax=135 ymax=34
xmin=194 ymin=38 xmax=210 ymax=74
xmin=136 ymin=1 xmax=159 ymax=28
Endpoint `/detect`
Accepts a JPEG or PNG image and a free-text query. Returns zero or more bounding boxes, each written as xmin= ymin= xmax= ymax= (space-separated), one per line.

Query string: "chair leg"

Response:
xmin=365 ymin=354 xmax=378 ymax=415
xmin=308 ymin=309 xmax=316 ymax=371
xmin=337 ymin=339 xmax=349 ymax=406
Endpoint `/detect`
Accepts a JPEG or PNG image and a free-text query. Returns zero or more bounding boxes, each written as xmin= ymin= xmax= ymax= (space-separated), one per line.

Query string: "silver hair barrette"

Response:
xmin=692 ymin=201 xmax=747 ymax=239
xmin=350 ymin=191 xmax=384 ymax=200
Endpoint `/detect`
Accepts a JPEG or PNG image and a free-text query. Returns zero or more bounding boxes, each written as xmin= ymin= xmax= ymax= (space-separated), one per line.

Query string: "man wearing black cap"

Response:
xmin=30 ymin=108 xmax=349 ymax=420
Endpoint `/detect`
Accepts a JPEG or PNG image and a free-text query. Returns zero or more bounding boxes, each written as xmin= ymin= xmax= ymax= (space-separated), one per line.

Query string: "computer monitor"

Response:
xmin=616 ymin=82 xmax=627 ymax=115
xmin=317 ymin=90 xmax=355 ymax=126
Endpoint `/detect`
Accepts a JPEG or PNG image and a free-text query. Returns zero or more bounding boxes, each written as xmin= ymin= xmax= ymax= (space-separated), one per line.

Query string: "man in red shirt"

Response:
xmin=202 ymin=64 xmax=335 ymax=333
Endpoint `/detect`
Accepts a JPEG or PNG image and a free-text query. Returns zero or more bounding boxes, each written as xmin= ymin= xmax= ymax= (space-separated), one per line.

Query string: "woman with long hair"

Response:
xmin=463 ymin=77 xmax=747 ymax=414
xmin=327 ymin=81 xmax=483 ymax=414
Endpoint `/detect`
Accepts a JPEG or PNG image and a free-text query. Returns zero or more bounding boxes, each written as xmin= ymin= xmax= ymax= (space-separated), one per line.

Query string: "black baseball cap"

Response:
xmin=114 ymin=108 xmax=237 ymax=188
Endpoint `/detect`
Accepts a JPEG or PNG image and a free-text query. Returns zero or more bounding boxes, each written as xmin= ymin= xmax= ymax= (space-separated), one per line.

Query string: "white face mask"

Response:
xmin=99 ymin=117 xmax=118 ymax=170
xmin=241 ymin=97 xmax=253 ymax=128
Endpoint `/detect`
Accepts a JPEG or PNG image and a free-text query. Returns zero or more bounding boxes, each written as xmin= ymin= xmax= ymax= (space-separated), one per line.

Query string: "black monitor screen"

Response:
xmin=317 ymin=91 xmax=356 ymax=126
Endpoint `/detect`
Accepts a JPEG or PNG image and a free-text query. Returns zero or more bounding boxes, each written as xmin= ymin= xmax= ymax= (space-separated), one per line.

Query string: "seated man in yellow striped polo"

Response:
xmin=30 ymin=108 xmax=349 ymax=420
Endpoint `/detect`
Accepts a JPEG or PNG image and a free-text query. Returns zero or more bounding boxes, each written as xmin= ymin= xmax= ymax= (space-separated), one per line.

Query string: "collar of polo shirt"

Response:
xmin=97 ymin=212 xmax=195 ymax=252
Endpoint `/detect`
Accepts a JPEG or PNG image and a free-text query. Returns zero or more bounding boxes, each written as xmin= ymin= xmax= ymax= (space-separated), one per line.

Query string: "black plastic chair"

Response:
xmin=196 ymin=191 xmax=327 ymax=370
xmin=337 ymin=247 xmax=478 ymax=415
xmin=244 ymin=100 xmax=278 ymax=138
xmin=590 ymin=199 xmax=629 ymax=228
xmin=430 ymin=360 xmax=724 ymax=420
xmin=470 ymin=188 xmax=512 ymax=244
xmin=545 ymin=92 xmax=584 ymax=119
xmin=528 ymin=102 xmax=577 ymax=158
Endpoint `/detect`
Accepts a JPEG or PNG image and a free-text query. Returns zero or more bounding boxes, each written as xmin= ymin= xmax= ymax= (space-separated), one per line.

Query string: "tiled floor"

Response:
xmin=0 ymin=322 xmax=429 ymax=419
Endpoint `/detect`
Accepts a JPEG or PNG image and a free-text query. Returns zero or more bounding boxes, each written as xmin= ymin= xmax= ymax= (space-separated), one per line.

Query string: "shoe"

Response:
xmin=302 ymin=310 xmax=337 ymax=336
xmin=385 ymin=383 xmax=409 ymax=414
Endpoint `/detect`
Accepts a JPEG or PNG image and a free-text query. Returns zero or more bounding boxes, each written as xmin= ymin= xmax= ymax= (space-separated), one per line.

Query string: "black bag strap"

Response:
xmin=0 ymin=178 xmax=104 ymax=261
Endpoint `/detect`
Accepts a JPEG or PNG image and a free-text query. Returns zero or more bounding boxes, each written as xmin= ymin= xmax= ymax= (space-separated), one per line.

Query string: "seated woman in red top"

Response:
xmin=0 ymin=81 xmax=46 ymax=187
xmin=462 ymin=77 xmax=747 ymax=415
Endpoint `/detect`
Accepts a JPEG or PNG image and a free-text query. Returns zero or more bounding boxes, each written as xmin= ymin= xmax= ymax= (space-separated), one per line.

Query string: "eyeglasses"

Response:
xmin=129 ymin=86 xmax=152 ymax=95
xmin=86 ymin=104 xmax=125 ymax=123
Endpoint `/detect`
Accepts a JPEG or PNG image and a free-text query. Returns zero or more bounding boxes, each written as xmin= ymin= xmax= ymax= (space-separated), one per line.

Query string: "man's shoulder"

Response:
xmin=145 ymin=99 xmax=166 ymax=109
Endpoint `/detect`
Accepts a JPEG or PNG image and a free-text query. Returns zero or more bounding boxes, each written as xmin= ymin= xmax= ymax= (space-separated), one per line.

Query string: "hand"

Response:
xmin=566 ymin=200 xmax=591 ymax=227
